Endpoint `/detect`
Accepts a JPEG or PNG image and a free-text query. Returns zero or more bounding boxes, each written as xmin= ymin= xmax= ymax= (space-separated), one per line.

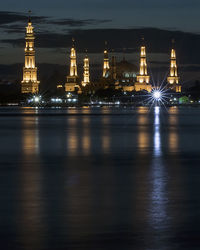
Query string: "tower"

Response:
xmin=102 ymin=42 xmax=110 ymax=77
xmin=65 ymin=39 xmax=79 ymax=92
xmin=135 ymin=40 xmax=152 ymax=92
xmin=21 ymin=13 xmax=40 ymax=94
xmin=82 ymin=52 xmax=90 ymax=87
xmin=167 ymin=40 xmax=181 ymax=92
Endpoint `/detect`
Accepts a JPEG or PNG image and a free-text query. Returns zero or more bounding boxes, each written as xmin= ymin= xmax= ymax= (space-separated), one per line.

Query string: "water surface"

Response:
xmin=0 ymin=106 xmax=200 ymax=250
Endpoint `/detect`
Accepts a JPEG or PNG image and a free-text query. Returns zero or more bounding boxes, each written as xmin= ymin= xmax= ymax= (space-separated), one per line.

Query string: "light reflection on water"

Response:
xmin=149 ymin=106 xmax=169 ymax=240
xmin=81 ymin=116 xmax=91 ymax=156
xmin=67 ymin=117 xmax=78 ymax=156
xmin=19 ymin=113 xmax=44 ymax=250
xmin=137 ymin=107 xmax=150 ymax=154
xmin=154 ymin=106 xmax=161 ymax=157
xmin=101 ymin=115 xmax=111 ymax=154
xmin=0 ymin=107 xmax=199 ymax=250
xmin=22 ymin=116 xmax=40 ymax=155
xmin=168 ymin=107 xmax=179 ymax=153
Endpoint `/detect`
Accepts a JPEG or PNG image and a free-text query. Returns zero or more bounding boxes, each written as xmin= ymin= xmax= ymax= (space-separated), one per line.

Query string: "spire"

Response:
xmin=28 ymin=10 xmax=31 ymax=23
xmin=135 ymin=41 xmax=151 ymax=92
xmin=72 ymin=37 xmax=75 ymax=48
xmin=103 ymin=41 xmax=110 ymax=77
xmin=141 ymin=37 xmax=145 ymax=46
xmin=65 ymin=39 xmax=79 ymax=92
xmin=26 ymin=11 xmax=34 ymax=35
xmin=167 ymin=40 xmax=181 ymax=92
xmin=139 ymin=44 xmax=148 ymax=77
xmin=82 ymin=50 xmax=90 ymax=87
xmin=169 ymin=39 xmax=178 ymax=78
xmin=69 ymin=38 xmax=77 ymax=77
xmin=105 ymin=41 xmax=108 ymax=50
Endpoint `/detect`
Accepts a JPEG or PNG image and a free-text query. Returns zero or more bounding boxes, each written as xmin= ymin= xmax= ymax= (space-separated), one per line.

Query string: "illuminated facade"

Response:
xmin=103 ymin=42 xmax=110 ymax=77
xmin=82 ymin=54 xmax=90 ymax=87
xmin=65 ymin=40 xmax=79 ymax=92
xmin=167 ymin=45 xmax=181 ymax=92
xmin=21 ymin=16 xmax=40 ymax=94
xmin=135 ymin=45 xmax=152 ymax=92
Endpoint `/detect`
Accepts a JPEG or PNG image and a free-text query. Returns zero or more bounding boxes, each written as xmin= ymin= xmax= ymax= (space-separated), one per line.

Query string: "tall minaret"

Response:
xmin=103 ymin=41 xmax=110 ymax=77
xmin=21 ymin=12 xmax=40 ymax=94
xmin=82 ymin=51 xmax=90 ymax=87
xmin=137 ymin=44 xmax=150 ymax=83
xmin=65 ymin=39 xmax=79 ymax=92
xmin=135 ymin=39 xmax=151 ymax=92
xmin=167 ymin=40 xmax=181 ymax=92
xmin=70 ymin=39 xmax=77 ymax=77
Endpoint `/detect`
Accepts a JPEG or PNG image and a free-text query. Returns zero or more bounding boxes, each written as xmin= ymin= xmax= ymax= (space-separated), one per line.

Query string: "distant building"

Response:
xmin=167 ymin=41 xmax=181 ymax=92
xmin=61 ymin=39 xmax=182 ymax=95
xmin=21 ymin=14 xmax=40 ymax=94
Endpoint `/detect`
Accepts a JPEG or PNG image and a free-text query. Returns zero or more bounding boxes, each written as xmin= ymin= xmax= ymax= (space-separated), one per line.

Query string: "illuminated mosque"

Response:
xmin=21 ymin=18 xmax=181 ymax=95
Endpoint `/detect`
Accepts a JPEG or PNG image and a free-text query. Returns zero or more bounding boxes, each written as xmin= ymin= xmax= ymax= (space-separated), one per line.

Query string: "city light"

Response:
xmin=34 ymin=96 xmax=40 ymax=103
xmin=153 ymin=90 xmax=161 ymax=100
xmin=51 ymin=98 xmax=62 ymax=103
xmin=146 ymin=87 xmax=169 ymax=108
xmin=27 ymin=95 xmax=42 ymax=104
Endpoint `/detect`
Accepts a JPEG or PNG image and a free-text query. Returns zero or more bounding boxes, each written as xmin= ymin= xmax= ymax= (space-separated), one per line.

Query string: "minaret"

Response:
xmin=21 ymin=12 xmax=40 ymax=94
xmin=135 ymin=39 xmax=151 ymax=92
xmin=102 ymin=41 xmax=110 ymax=77
xmin=82 ymin=51 xmax=90 ymax=87
xmin=70 ymin=39 xmax=77 ymax=77
xmin=167 ymin=40 xmax=181 ymax=92
xmin=65 ymin=39 xmax=79 ymax=92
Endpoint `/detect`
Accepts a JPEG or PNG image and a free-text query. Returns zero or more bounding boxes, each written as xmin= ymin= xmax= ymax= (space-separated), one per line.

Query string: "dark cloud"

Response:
xmin=0 ymin=11 xmax=48 ymax=34
xmin=0 ymin=11 xmax=47 ymax=25
xmin=2 ymin=27 xmax=200 ymax=63
xmin=49 ymin=18 xmax=111 ymax=27
xmin=0 ymin=11 xmax=111 ymax=35
xmin=0 ymin=24 xmax=25 ymax=34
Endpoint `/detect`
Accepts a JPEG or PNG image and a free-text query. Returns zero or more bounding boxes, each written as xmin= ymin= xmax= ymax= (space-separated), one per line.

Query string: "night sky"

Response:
xmin=1 ymin=0 xmax=200 ymax=83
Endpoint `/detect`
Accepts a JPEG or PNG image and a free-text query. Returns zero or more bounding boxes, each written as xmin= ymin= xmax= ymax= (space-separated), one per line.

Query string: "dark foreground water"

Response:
xmin=0 ymin=106 xmax=200 ymax=250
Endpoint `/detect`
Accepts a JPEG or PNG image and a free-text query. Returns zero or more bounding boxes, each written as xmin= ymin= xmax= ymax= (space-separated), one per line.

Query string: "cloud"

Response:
xmin=0 ymin=11 xmax=47 ymax=25
xmin=0 ymin=11 xmax=112 ymax=36
xmin=0 ymin=24 xmax=25 ymax=34
xmin=1 ymin=27 xmax=200 ymax=65
xmin=0 ymin=11 xmax=48 ymax=34
xmin=48 ymin=18 xmax=111 ymax=27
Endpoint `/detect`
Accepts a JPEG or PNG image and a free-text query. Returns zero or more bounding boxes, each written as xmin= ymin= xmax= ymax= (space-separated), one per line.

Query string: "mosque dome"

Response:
xmin=116 ymin=59 xmax=138 ymax=79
